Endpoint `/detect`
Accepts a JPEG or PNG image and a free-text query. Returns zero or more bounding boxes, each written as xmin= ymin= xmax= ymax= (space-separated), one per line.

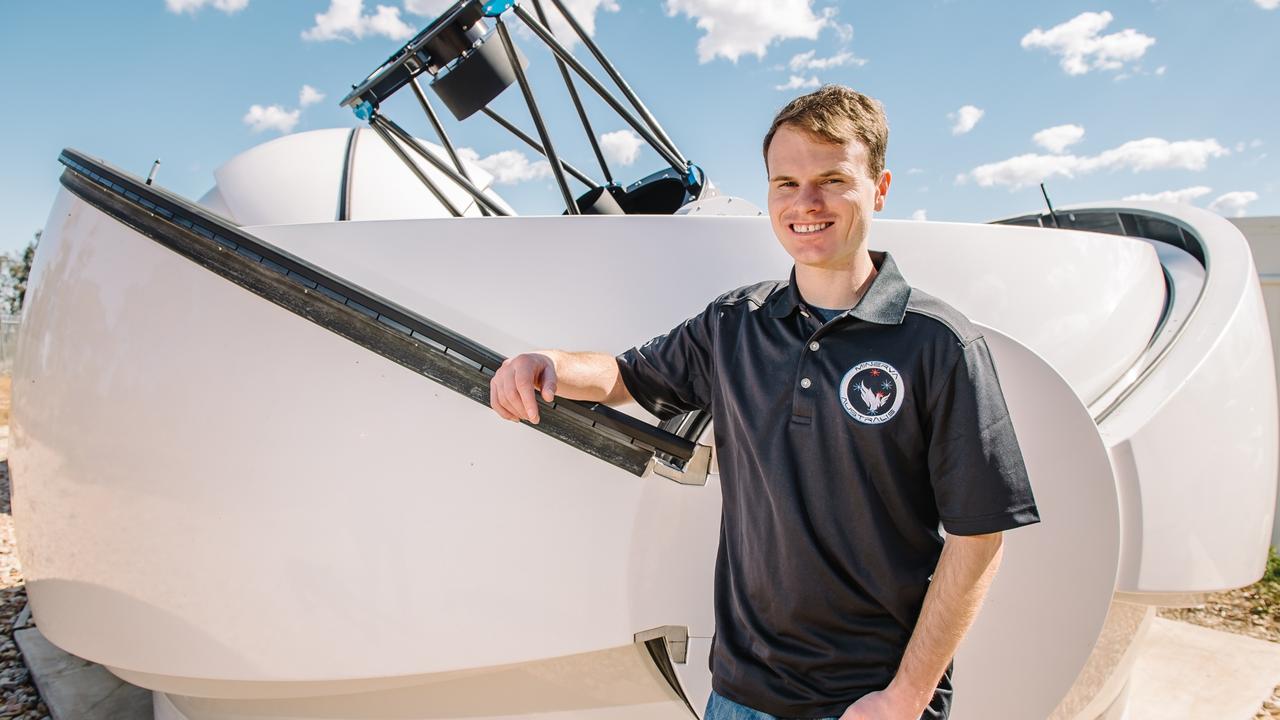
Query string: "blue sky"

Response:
xmin=1 ymin=0 xmax=1276 ymax=255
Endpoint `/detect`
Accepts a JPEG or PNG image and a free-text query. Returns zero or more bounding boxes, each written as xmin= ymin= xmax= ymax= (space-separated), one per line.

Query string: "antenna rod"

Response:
xmin=145 ymin=159 xmax=161 ymax=186
xmin=1040 ymin=182 xmax=1061 ymax=228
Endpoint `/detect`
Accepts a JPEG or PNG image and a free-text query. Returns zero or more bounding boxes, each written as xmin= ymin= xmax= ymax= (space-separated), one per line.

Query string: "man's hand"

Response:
xmin=839 ymin=687 xmax=923 ymax=720
xmin=490 ymin=353 xmax=558 ymax=424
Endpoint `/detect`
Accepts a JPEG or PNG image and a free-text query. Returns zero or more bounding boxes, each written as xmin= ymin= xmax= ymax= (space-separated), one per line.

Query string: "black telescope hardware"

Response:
xmin=480 ymin=107 xmax=599 ymax=189
xmin=508 ymin=5 xmax=685 ymax=174
xmin=373 ymin=113 xmax=510 ymax=216
xmin=339 ymin=0 xmax=705 ymax=216
xmin=544 ymin=0 xmax=685 ymax=167
xmin=410 ymin=78 xmax=490 ymax=216
xmin=493 ymin=17 xmax=579 ymax=215
xmin=369 ymin=119 xmax=464 ymax=218
xmin=532 ymin=0 xmax=614 ymax=187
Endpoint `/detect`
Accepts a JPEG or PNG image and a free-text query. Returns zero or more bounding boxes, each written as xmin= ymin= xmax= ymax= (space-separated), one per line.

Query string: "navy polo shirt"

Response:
xmin=616 ymin=251 xmax=1039 ymax=719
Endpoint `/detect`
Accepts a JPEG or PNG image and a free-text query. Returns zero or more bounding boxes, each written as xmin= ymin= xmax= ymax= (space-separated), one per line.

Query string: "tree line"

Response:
xmin=1 ymin=230 xmax=40 ymax=316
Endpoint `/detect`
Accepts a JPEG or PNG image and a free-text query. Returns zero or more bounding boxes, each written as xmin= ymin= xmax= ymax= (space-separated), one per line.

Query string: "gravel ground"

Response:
xmin=0 ymin=429 xmax=50 ymax=719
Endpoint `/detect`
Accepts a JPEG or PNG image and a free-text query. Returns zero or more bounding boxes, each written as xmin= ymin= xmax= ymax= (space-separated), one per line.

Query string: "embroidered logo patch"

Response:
xmin=839 ymin=361 xmax=904 ymax=424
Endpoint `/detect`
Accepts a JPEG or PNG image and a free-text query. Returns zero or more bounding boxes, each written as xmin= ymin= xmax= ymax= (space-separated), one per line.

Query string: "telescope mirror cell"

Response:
xmin=432 ymin=33 xmax=529 ymax=121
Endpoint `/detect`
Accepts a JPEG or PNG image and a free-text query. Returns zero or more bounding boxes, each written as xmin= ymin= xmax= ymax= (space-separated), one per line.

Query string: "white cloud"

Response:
xmin=949 ymin=105 xmax=984 ymax=136
xmin=243 ymin=105 xmax=300 ymax=134
xmin=543 ymin=0 xmax=620 ymax=42
xmin=1090 ymin=137 xmax=1227 ymax=172
xmin=962 ymin=137 xmax=1228 ymax=189
xmin=664 ymin=0 xmax=837 ymax=63
xmin=1122 ymin=186 xmax=1213 ymax=204
xmin=599 ymin=130 xmax=643 ymax=166
xmin=787 ymin=49 xmax=866 ymax=71
xmin=402 ymin=0 xmax=454 ymax=15
xmin=1256 ymin=0 xmax=1279 ymax=9
xmin=1155 ymin=65 xmax=1167 ymax=75
xmin=1033 ymin=124 xmax=1085 ymax=154
xmin=775 ymin=75 xmax=820 ymax=91
xmin=960 ymin=154 xmax=1078 ymax=188
xmin=419 ymin=0 xmax=617 ymax=48
xmin=166 ymin=0 xmax=248 ymax=13
xmin=302 ymin=0 xmax=415 ymax=42
xmin=1021 ymin=11 xmax=1155 ymax=76
xmin=911 ymin=209 xmax=928 ymax=222
xmin=457 ymin=148 xmax=552 ymax=185
xmin=298 ymin=85 xmax=326 ymax=108
xmin=1209 ymin=191 xmax=1259 ymax=217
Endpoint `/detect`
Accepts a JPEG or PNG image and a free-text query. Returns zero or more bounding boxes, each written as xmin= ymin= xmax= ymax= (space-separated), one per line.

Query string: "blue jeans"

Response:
xmin=703 ymin=690 xmax=839 ymax=720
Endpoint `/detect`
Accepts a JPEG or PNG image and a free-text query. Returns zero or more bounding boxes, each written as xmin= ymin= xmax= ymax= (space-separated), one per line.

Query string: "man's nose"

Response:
xmin=794 ymin=182 xmax=824 ymax=211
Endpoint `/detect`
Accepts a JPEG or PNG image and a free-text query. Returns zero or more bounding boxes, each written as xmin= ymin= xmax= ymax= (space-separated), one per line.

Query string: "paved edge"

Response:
xmin=14 ymin=626 xmax=151 ymax=720
xmin=1129 ymin=617 xmax=1280 ymax=720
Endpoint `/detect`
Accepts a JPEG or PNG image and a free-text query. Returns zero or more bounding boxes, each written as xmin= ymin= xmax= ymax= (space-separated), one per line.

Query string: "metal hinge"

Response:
xmin=634 ymin=625 xmax=689 ymax=664
xmin=650 ymin=443 xmax=712 ymax=486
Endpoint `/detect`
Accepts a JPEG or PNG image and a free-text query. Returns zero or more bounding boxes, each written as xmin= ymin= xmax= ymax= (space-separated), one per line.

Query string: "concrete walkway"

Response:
xmin=1128 ymin=618 xmax=1280 ymax=720
xmin=14 ymin=626 xmax=150 ymax=720
xmin=16 ymin=618 xmax=1280 ymax=720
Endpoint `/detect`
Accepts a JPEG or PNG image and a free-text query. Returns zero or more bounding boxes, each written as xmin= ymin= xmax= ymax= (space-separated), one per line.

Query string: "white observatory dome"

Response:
xmin=199 ymin=127 xmax=513 ymax=226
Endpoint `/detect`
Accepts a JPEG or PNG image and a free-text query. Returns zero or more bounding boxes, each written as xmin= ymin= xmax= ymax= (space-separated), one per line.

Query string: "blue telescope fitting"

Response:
xmin=353 ymin=100 xmax=375 ymax=121
xmin=483 ymin=0 xmax=515 ymax=17
xmin=684 ymin=163 xmax=705 ymax=192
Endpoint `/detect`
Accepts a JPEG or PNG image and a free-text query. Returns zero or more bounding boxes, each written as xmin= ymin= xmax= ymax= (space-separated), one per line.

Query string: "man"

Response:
xmin=489 ymin=85 xmax=1039 ymax=720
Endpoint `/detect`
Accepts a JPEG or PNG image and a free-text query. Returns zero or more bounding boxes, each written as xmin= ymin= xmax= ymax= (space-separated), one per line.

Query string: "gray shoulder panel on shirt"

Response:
xmin=715 ymin=280 xmax=787 ymax=309
xmin=904 ymin=288 xmax=984 ymax=346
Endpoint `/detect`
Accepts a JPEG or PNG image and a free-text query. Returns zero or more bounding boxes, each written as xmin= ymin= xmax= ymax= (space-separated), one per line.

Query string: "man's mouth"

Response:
xmin=791 ymin=222 xmax=833 ymax=234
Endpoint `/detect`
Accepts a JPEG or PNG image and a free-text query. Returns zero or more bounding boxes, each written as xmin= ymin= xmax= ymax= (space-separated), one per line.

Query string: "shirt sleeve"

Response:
xmin=927 ymin=335 xmax=1040 ymax=536
xmin=615 ymin=301 xmax=717 ymax=421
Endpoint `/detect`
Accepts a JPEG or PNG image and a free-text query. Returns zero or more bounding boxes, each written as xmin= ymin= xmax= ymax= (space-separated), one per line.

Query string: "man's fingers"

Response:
xmin=516 ymin=378 xmax=540 ymax=424
xmin=488 ymin=355 xmax=554 ymax=424
xmin=489 ymin=375 xmax=519 ymax=421
xmin=539 ymin=365 xmax=557 ymax=403
xmin=499 ymin=374 xmax=526 ymax=422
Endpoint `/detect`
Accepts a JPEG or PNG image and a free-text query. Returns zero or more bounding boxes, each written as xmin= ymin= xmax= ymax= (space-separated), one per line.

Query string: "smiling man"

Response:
xmin=489 ymin=85 xmax=1039 ymax=720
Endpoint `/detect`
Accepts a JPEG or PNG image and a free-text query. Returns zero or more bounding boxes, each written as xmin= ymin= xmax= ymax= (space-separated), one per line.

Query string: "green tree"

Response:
xmin=3 ymin=230 xmax=40 ymax=315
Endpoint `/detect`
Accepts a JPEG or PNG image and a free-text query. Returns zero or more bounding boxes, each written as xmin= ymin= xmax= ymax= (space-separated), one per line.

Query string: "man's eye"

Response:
xmin=824 ymin=178 xmax=844 ymax=185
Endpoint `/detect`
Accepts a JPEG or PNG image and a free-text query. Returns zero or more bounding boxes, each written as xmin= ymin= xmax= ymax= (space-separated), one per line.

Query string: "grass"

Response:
xmin=1255 ymin=548 xmax=1280 ymax=618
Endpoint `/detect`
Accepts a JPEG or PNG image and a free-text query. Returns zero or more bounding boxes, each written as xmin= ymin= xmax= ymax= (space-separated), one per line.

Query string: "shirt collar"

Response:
xmin=765 ymin=250 xmax=911 ymax=325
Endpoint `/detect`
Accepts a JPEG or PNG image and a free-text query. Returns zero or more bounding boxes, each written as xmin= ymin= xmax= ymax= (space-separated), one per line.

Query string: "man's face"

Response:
xmin=766 ymin=124 xmax=891 ymax=272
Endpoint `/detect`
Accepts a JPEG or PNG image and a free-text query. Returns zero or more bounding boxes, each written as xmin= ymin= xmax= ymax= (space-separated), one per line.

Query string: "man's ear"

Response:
xmin=874 ymin=169 xmax=892 ymax=212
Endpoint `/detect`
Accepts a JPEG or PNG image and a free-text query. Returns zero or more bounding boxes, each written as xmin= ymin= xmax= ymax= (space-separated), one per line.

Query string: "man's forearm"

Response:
xmin=534 ymin=350 xmax=632 ymax=404
xmin=887 ymin=533 xmax=1003 ymax=714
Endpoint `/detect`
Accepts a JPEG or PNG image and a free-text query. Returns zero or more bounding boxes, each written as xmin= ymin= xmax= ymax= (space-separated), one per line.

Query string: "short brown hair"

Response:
xmin=762 ymin=84 xmax=889 ymax=179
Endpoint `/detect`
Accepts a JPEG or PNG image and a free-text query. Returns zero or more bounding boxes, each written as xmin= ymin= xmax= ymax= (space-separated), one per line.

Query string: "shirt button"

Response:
xmin=800 ymin=377 xmax=812 ymax=389
xmin=809 ymin=341 xmax=820 ymax=352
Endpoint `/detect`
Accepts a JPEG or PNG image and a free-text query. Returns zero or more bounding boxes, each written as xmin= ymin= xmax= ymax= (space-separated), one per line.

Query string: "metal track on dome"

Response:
xmin=57 ymin=148 xmax=697 ymax=476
